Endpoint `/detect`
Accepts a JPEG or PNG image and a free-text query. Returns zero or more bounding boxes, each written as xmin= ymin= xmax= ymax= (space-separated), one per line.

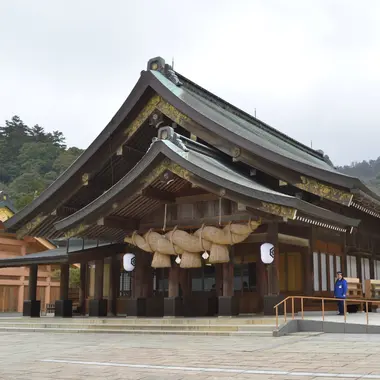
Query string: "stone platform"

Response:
xmin=0 ymin=315 xmax=276 ymax=336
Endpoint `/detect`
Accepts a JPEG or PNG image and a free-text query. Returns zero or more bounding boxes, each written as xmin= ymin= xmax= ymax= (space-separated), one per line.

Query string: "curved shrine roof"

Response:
xmin=54 ymin=135 xmax=359 ymax=236
xmin=4 ymin=56 xmax=377 ymax=236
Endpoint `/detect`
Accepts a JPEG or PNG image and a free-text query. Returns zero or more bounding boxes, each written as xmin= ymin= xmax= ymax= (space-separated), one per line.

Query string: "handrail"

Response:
xmin=273 ymin=295 xmax=380 ymax=329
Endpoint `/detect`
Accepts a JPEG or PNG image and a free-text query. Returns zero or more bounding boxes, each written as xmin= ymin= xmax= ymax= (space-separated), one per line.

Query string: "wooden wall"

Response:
xmin=0 ymin=234 xmax=60 ymax=312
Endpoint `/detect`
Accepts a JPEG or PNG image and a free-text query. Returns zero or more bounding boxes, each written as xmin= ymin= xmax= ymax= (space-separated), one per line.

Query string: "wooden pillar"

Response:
xmin=132 ymin=254 xmax=146 ymax=298
xmin=267 ymin=223 xmax=279 ymax=295
xmin=127 ymin=253 xmax=150 ymax=317
xmin=168 ymin=265 xmax=180 ymax=297
xmin=164 ymin=263 xmax=182 ymax=316
xmin=144 ymin=266 xmax=154 ymax=298
xmin=89 ymin=259 xmax=107 ymax=317
xmin=342 ymin=232 xmax=348 ymax=276
xmin=215 ymin=264 xmax=223 ymax=296
xmin=45 ymin=265 xmax=51 ymax=307
xmin=218 ymin=257 xmax=238 ymax=316
xmin=18 ymin=243 xmax=27 ymax=312
xmin=370 ymin=235 xmax=375 ymax=280
xmin=108 ymin=255 xmax=120 ymax=316
xmin=263 ymin=222 xmax=284 ymax=316
xmin=59 ymin=263 xmax=69 ymax=300
xmin=17 ymin=285 xmax=24 ymax=313
xmin=256 ymin=257 xmax=267 ymax=298
xmin=79 ymin=262 xmax=87 ymax=315
xmin=55 ymin=263 xmax=72 ymax=317
xmin=303 ymin=226 xmax=314 ymax=296
xmin=94 ymin=259 xmax=104 ymax=300
xmin=23 ymin=264 xmax=40 ymax=317
xmin=179 ymin=269 xmax=191 ymax=297
xmin=29 ymin=264 xmax=38 ymax=301
xmin=357 ymin=255 xmax=362 ymax=282
xmin=370 ymin=257 xmax=375 ymax=281
xmin=222 ymin=262 xmax=234 ymax=296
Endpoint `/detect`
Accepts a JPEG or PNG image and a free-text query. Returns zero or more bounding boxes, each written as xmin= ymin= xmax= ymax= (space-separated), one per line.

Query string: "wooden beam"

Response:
xmin=278 ymin=233 xmax=309 ymax=247
xmin=242 ymin=233 xmax=268 ymax=244
xmin=175 ymin=193 xmax=219 ymax=204
xmin=67 ymin=243 xmax=127 ymax=264
xmin=0 ymin=238 xmax=26 ymax=247
xmin=97 ymin=216 xmax=139 ymax=231
xmin=139 ymin=213 xmax=257 ymax=232
xmin=52 ymin=207 xmax=79 ymax=218
xmin=141 ymin=186 xmax=176 ymax=203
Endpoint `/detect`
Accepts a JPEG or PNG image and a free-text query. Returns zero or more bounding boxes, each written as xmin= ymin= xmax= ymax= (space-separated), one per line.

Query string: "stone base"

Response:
xmin=146 ymin=297 xmax=164 ymax=317
xmin=264 ymin=294 xmax=285 ymax=316
xmin=207 ymin=295 xmax=219 ymax=316
xmin=89 ymin=299 xmax=108 ymax=317
xmin=23 ymin=300 xmax=41 ymax=317
xmin=126 ymin=298 xmax=146 ymax=317
xmin=55 ymin=300 xmax=73 ymax=317
xmin=164 ymin=297 xmax=183 ymax=317
xmin=218 ymin=296 xmax=238 ymax=316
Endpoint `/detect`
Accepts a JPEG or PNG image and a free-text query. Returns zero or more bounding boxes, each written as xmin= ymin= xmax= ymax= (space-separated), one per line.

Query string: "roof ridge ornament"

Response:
xmin=157 ymin=126 xmax=188 ymax=151
xmin=147 ymin=56 xmax=182 ymax=86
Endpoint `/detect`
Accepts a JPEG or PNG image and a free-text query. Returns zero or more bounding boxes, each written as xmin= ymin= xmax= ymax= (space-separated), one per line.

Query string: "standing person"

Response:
xmin=334 ymin=271 xmax=348 ymax=315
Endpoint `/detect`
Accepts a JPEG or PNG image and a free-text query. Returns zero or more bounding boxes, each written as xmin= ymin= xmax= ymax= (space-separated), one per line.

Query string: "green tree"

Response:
xmin=0 ymin=116 xmax=82 ymax=209
xmin=18 ymin=142 xmax=61 ymax=175
xmin=52 ymin=267 xmax=81 ymax=288
xmin=53 ymin=147 xmax=83 ymax=174
xmin=8 ymin=172 xmax=48 ymax=209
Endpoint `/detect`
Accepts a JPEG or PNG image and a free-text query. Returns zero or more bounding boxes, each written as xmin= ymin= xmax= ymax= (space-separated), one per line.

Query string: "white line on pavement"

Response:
xmin=40 ymin=359 xmax=380 ymax=379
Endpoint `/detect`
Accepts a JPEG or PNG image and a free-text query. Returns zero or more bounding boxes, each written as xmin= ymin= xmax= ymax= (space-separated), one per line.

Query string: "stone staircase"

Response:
xmin=0 ymin=316 xmax=276 ymax=336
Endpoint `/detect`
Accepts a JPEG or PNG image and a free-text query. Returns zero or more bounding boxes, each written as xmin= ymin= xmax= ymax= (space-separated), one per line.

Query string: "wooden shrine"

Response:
xmin=1 ymin=56 xmax=380 ymax=318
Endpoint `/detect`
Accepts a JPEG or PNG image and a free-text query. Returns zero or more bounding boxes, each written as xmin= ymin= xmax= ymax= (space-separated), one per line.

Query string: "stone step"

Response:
xmin=0 ymin=322 xmax=275 ymax=332
xmin=0 ymin=317 xmax=275 ymax=325
xmin=0 ymin=326 xmax=273 ymax=336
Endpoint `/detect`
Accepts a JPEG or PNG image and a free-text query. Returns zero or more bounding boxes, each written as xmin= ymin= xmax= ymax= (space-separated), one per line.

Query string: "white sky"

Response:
xmin=1 ymin=0 xmax=379 ymax=166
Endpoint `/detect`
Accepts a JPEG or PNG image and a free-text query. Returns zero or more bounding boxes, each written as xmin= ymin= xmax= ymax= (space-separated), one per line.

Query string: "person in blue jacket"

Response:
xmin=334 ymin=271 xmax=348 ymax=315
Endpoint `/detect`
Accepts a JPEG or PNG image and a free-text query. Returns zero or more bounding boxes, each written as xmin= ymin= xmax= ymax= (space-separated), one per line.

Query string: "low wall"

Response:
xmin=274 ymin=319 xmax=380 ymax=337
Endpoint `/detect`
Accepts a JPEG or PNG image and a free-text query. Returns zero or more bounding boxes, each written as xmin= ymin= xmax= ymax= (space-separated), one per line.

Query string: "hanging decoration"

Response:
xmin=124 ymin=219 xmax=261 ymax=269
xmin=123 ymin=253 xmax=136 ymax=272
xmin=175 ymin=255 xmax=181 ymax=264
xmin=260 ymin=243 xmax=275 ymax=264
xmin=202 ymin=251 xmax=209 ymax=260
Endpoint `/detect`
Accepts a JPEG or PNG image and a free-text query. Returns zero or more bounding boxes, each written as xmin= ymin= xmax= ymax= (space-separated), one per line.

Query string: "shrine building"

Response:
xmin=2 ymin=56 xmax=380 ymax=318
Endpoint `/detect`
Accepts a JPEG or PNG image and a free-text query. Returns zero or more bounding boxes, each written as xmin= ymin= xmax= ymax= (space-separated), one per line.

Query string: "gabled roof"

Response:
xmin=4 ymin=56 xmax=377 ymax=235
xmin=150 ymin=70 xmax=357 ymax=186
xmin=53 ymin=131 xmax=359 ymax=238
xmin=0 ymin=242 xmax=126 ymax=268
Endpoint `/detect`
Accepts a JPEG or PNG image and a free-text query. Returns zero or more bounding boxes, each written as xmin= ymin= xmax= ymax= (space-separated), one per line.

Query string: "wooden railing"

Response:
xmin=273 ymin=296 xmax=380 ymax=329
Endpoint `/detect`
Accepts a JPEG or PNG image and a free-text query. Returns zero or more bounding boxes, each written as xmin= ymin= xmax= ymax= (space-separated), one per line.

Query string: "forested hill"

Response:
xmin=0 ymin=116 xmax=83 ymax=210
xmin=337 ymin=159 xmax=380 ymax=191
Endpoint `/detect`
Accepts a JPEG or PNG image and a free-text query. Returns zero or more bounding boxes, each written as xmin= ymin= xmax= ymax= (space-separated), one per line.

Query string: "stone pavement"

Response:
xmin=2 ymin=332 xmax=380 ymax=379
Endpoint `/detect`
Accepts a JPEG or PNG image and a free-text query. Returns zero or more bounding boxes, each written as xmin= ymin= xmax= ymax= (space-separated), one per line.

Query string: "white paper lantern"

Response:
xmin=123 ymin=253 xmax=136 ymax=272
xmin=202 ymin=251 xmax=209 ymax=260
xmin=175 ymin=255 xmax=181 ymax=264
xmin=260 ymin=243 xmax=275 ymax=264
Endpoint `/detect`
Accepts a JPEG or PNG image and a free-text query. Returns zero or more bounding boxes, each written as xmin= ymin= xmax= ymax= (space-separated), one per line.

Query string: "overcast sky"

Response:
xmin=1 ymin=0 xmax=379 ymax=166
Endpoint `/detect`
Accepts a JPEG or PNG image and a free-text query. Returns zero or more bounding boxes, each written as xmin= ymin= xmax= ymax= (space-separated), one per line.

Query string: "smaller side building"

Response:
xmin=0 ymin=192 xmax=60 ymax=312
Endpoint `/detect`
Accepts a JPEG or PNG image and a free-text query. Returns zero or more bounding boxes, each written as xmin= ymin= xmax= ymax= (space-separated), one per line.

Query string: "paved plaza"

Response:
xmin=1 ymin=331 xmax=380 ymax=379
